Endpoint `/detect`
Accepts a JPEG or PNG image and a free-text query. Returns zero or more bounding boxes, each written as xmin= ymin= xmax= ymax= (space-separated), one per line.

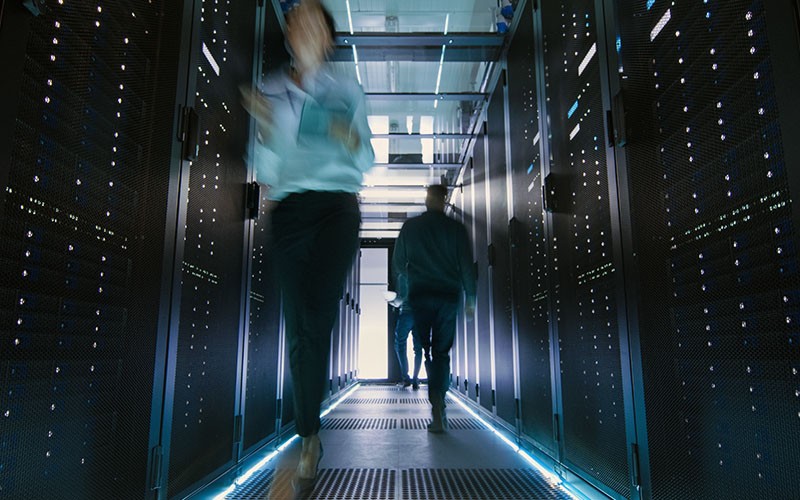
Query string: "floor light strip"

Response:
xmin=446 ymin=393 xmax=581 ymax=499
xmin=214 ymin=383 xmax=362 ymax=499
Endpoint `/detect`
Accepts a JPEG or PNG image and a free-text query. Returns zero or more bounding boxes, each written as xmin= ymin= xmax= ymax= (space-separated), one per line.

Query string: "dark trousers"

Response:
xmin=393 ymin=308 xmax=422 ymax=383
xmin=409 ymin=295 xmax=459 ymax=407
xmin=271 ymin=191 xmax=360 ymax=437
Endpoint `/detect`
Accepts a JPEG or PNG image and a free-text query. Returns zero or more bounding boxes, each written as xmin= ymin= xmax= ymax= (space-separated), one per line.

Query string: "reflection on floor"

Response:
xmin=226 ymin=385 xmax=575 ymax=499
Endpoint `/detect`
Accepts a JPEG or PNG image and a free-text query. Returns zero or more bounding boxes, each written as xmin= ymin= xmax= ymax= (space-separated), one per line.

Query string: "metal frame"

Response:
xmin=231 ymin=0 xmax=271 ymax=477
xmin=147 ymin=0 xmax=201 ymax=496
xmin=366 ymin=92 xmax=487 ymax=101
xmin=529 ymin=0 xmax=564 ymax=479
xmin=333 ymin=33 xmax=503 ymax=62
xmin=764 ymin=0 xmax=800 ymax=250
xmin=371 ymin=133 xmax=471 ymax=139
xmin=591 ymin=1 xmax=642 ymax=498
xmin=501 ymin=50 xmax=524 ymax=441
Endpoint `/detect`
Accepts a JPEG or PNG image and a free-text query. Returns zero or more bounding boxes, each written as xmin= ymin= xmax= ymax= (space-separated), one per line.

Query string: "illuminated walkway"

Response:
xmin=218 ymin=384 xmax=578 ymax=500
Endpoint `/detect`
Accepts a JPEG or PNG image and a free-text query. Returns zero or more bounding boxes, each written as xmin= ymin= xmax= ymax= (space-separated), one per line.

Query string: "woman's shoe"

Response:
xmin=291 ymin=440 xmax=324 ymax=499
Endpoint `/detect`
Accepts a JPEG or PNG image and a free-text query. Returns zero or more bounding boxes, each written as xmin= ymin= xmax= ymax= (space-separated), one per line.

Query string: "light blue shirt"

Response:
xmin=252 ymin=65 xmax=375 ymax=201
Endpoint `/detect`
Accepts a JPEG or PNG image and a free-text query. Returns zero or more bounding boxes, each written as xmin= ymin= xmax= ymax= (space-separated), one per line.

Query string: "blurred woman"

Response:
xmin=241 ymin=1 xmax=374 ymax=495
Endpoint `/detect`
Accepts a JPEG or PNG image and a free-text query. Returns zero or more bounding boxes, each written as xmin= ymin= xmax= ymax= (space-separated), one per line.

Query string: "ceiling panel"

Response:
xmin=322 ymin=0 xmax=499 ymax=33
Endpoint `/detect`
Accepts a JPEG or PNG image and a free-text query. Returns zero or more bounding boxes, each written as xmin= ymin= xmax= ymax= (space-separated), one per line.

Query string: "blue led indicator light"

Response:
xmin=527 ymin=164 xmax=534 ymax=174
xmin=616 ymin=36 xmax=622 ymax=53
xmin=647 ymin=0 xmax=656 ymax=10
xmin=568 ymin=100 xmax=579 ymax=119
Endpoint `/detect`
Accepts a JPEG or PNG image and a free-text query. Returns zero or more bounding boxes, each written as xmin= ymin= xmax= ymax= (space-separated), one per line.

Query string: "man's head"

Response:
xmin=286 ymin=1 xmax=336 ymax=74
xmin=425 ymin=184 xmax=448 ymax=212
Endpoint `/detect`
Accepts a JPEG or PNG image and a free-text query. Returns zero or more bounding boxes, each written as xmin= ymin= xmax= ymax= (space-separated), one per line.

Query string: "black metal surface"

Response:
xmin=227 ymin=468 xmax=396 ymax=500
xmin=486 ymin=81 xmax=516 ymax=426
xmin=321 ymin=418 xmax=395 ymax=430
xmin=399 ymin=418 xmax=485 ymax=431
xmin=401 ymin=469 xmax=571 ymax=500
xmin=242 ymin=2 xmax=285 ymax=450
xmin=507 ymin=0 xmax=554 ymax=455
xmin=541 ymin=1 xmax=629 ymax=495
xmin=471 ymin=134 xmax=494 ymax=413
xmin=462 ymin=166 xmax=478 ymax=402
xmin=166 ymin=0 xmax=255 ymax=494
xmin=0 ymin=0 xmax=184 ymax=497
xmin=616 ymin=0 xmax=800 ymax=497
xmin=243 ymin=187 xmax=280 ymax=451
xmin=342 ymin=398 xmax=398 ymax=405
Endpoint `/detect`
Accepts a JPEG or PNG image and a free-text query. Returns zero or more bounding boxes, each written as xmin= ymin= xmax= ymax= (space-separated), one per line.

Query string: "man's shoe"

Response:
xmin=402 ymin=380 xmax=412 ymax=388
xmin=412 ymin=382 xmax=419 ymax=391
xmin=427 ymin=405 xmax=446 ymax=433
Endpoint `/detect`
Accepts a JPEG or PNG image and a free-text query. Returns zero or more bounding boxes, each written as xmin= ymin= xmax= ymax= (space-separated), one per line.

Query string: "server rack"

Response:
xmin=0 ymin=1 xmax=194 ymax=497
xmin=606 ymin=0 xmax=800 ymax=497
xmin=456 ymin=0 xmax=800 ymax=498
xmin=507 ymin=0 xmax=557 ymax=458
xmin=486 ymin=77 xmax=518 ymax=425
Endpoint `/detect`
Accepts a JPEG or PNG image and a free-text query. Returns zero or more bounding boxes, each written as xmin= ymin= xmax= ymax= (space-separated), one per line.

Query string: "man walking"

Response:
xmin=391 ymin=273 xmax=422 ymax=390
xmin=392 ymin=185 xmax=476 ymax=432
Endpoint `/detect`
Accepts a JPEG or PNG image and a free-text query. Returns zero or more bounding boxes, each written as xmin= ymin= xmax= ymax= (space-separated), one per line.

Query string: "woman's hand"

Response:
xmin=329 ymin=117 xmax=360 ymax=152
xmin=240 ymin=85 xmax=273 ymax=139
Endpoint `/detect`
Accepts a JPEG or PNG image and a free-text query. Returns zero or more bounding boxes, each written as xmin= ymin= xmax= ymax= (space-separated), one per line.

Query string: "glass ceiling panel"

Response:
xmin=322 ymin=0 xmax=500 ymax=33
xmin=331 ymin=61 xmax=490 ymax=93
xmin=366 ymin=100 xmax=481 ymax=135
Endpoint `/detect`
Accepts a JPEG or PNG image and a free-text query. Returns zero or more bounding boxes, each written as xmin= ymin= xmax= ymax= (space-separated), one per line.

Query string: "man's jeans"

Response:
xmin=409 ymin=295 xmax=458 ymax=407
xmin=394 ymin=308 xmax=422 ymax=383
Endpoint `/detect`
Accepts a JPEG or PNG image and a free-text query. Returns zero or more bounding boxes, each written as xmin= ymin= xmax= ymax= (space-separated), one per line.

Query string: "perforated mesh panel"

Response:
xmin=243 ymin=191 xmax=280 ymax=451
xmin=507 ymin=0 xmax=554 ymax=455
xmin=616 ymin=1 xmax=800 ymax=497
xmin=242 ymin=1 xmax=286 ymax=455
xmin=342 ymin=398 xmax=398 ymax=405
xmin=486 ymin=82 xmax=516 ymax=426
xmin=321 ymin=418 xmax=396 ymax=430
xmin=541 ymin=1 xmax=629 ymax=495
xmin=462 ymin=166 xmax=479 ymax=402
xmin=227 ymin=468 xmax=396 ymax=500
xmin=0 ymin=1 xmax=183 ymax=497
xmin=396 ymin=398 xmax=431 ymax=405
xmin=471 ymin=135 xmax=494 ymax=413
xmin=167 ymin=0 xmax=256 ymax=494
xmin=401 ymin=469 xmax=571 ymax=500
xmin=399 ymin=418 xmax=485 ymax=430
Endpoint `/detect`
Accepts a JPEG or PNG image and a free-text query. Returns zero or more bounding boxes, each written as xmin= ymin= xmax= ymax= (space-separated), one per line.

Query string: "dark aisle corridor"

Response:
xmin=209 ymin=384 xmax=576 ymax=500
xmin=2 ymin=0 xmax=800 ymax=499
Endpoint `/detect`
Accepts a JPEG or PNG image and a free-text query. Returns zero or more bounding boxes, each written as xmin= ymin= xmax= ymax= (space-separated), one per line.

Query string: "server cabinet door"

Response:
xmin=243 ymin=189 xmax=281 ymax=453
xmin=241 ymin=0 xmax=287 ymax=458
xmin=486 ymin=83 xmax=517 ymax=425
xmin=0 ymin=1 xmax=188 ymax=497
xmin=540 ymin=1 xmax=631 ymax=496
xmin=164 ymin=0 xmax=257 ymax=495
xmin=451 ymin=186 xmax=468 ymax=394
xmin=472 ymin=133 xmax=495 ymax=413
xmin=612 ymin=1 xmax=800 ymax=498
xmin=507 ymin=0 xmax=555 ymax=457
xmin=463 ymin=164 xmax=479 ymax=402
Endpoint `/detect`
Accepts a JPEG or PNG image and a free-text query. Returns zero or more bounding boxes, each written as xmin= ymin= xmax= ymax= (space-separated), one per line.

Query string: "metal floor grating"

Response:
xmin=399 ymin=418 xmax=485 ymax=430
xmin=341 ymin=398 xmax=399 ymax=405
xmin=321 ymin=418 xmax=397 ymax=430
xmin=401 ymin=469 xmax=572 ymax=500
xmin=395 ymin=398 xmax=432 ymax=405
xmin=356 ymin=386 xmax=409 ymax=393
xmin=226 ymin=468 xmax=396 ymax=499
xmin=223 ymin=386 xmax=580 ymax=499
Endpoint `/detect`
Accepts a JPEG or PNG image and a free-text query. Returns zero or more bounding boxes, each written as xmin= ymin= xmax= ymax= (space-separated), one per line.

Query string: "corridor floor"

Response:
xmin=224 ymin=384 xmax=576 ymax=500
